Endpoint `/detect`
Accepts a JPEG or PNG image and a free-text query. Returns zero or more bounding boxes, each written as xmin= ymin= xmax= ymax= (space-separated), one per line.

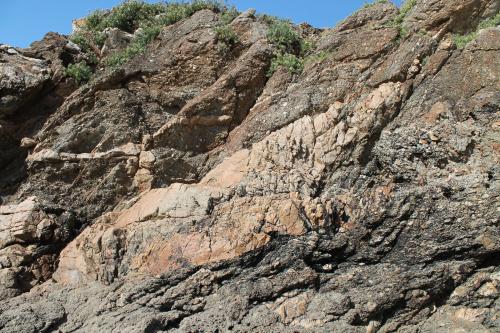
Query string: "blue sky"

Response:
xmin=1 ymin=0 xmax=402 ymax=48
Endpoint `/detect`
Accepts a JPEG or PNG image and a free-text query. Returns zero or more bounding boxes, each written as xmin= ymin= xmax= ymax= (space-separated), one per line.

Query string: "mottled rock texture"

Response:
xmin=0 ymin=0 xmax=499 ymax=332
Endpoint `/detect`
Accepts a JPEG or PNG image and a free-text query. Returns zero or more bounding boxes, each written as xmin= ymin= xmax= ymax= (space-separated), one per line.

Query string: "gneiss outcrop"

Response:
xmin=0 ymin=0 xmax=498 ymax=331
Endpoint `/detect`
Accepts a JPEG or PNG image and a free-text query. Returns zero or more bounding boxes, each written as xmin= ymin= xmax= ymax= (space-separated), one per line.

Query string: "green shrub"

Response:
xmin=268 ymin=53 xmax=304 ymax=76
xmin=105 ymin=23 xmax=161 ymax=67
xmin=300 ymin=39 xmax=316 ymax=57
xmin=362 ymin=0 xmax=389 ymax=9
xmin=65 ymin=62 xmax=92 ymax=84
xmin=67 ymin=0 xmax=232 ymax=68
xmin=396 ymin=0 xmax=417 ymax=23
xmin=69 ymin=33 xmax=91 ymax=52
xmin=156 ymin=4 xmax=188 ymax=26
xmin=265 ymin=16 xmax=315 ymax=76
xmin=84 ymin=10 xmax=107 ymax=32
xmin=453 ymin=13 xmax=500 ymax=48
xmin=70 ymin=30 xmax=106 ymax=52
xmin=257 ymin=14 xmax=281 ymax=26
xmin=453 ymin=34 xmax=476 ymax=49
xmin=106 ymin=44 xmax=141 ymax=67
xmin=106 ymin=25 xmax=158 ymax=67
xmin=421 ymin=56 xmax=429 ymax=66
xmin=384 ymin=0 xmax=417 ymax=40
xmin=85 ymin=52 xmax=99 ymax=66
xmin=417 ymin=29 xmax=429 ymax=37
xmin=85 ymin=1 xmax=167 ymax=33
xmin=398 ymin=25 xmax=409 ymax=40
xmin=267 ymin=20 xmax=300 ymax=53
xmin=188 ymin=0 xmax=224 ymax=13
xmin=135 ymin=24 xmax=162 ymax=47
xmin=213 ymin=6 xmax=240 ymax=52
xmin=214 ymin=25 xmax=239 ymax=46
xmin=304 ymin=50 xmax=329 ymax=65
xmin=477 ymin=12 xmax=500 ymax=30
xmin=219 ymin=6 xmax=239 ymax=25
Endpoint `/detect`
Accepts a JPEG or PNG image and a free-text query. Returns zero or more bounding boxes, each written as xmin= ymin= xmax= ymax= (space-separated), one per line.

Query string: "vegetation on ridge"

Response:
xmin=266 ymin=18 xmax=319 ymax=76
xmin=362 ymin=0 xmax=390 ymax=9
xmin=453 ymin=13 xmax=500 ymax=48
xmin=385 ymin=0 xmax=417 ymax=40
xmin=66 ymin=0 xmax=231 ymax=82
xmin=65 ymin=62 xmax=93 ymax=84
xmin=265 ymin=18 xmax=326 ymax=76
xmin=213 ymin=6 xmax=240 ymax=52
xmin=266 ymin=19 xmax=301 ymax=76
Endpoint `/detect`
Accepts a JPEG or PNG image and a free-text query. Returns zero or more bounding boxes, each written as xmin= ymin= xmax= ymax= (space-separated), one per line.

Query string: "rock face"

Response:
xmin=0 ymin=197 xmax=81 ymax=299
xmin=0 ymin=1 xmax=499 ymax=332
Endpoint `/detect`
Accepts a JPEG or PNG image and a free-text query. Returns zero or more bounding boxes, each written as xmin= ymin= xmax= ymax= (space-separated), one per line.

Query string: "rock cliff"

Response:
xmin=0 ymin=0 xmax=499 ymax=332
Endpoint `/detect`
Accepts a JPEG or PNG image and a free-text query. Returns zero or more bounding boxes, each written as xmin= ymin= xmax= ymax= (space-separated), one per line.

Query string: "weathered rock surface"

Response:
xmin=0 ymin=33 xmax=80 ymax=197
xmin=0 ymin=1 xmax=498 ymax=332
xmin=0 ymin=46 xmax=50 ymax=117
xmin=0 ymin=197 xmax=80 ymax=300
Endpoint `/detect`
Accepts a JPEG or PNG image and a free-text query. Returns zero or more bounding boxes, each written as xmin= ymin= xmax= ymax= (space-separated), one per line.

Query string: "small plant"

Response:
xmin=188 ymin=0 xmax=224 ymax=13
xmin=71 ymin=0 xmax=231 ymax=69
xmin=453 ymin=34 xmax=476 ymax=49
xmin=84 ymin=52 xmax=99 ymax=66
xmin=265 ymin=17 xmax=317 ymax=76
xmin=85 ymin=10 xmax=107 ymax=31
xmin=219 ymin=6 xmax=239 ymax=25
xmin=156 ymin=5 xmax=188 ymax=26
xmin=300 ymin=39 xmax=316 ymax=57
xmin=105 ymin=23 xmax=162 ymax=67
xmin=84 ymin=1 xmax=167 ymax=33
xmin=304 ymin=50 xmax=329 ymax=65
xmin=477 ymin=12 xmax=500 ymax=29
xmin=70 ymin=31 xmax=105 ymax=53
xmin=65 ymin=62 xmax=92 ymax=84
xmin=453 ymin=13 xmax=500 ymax=49
xmin=385 ymin=0 xmax=417 ymax=40
xmin=214 ymin=25 xmax=239 ymax=46
xmin=395 ymin=0 xmax=417 ymax=23
xmin=257 ymin=14 xmax=282 ymax=26
xmin=362 ymin=0 xmax=389 ymax=9
xmin=106 ymin=45 xmax=140 ymax=67
xmin=417 ymin=29 xmax=429 ymax=37
xmin=268 ymin=53 xmax=304 ymax=76
xmin=398 ymin=25 xmax=409 ymax=40
xmin=135 ymin=24 xmax=162 ymax=47
xmin=213 ymin=6 xmax=240 ymax=52
xmin=267 ymin=19 xmax=300 ymax=53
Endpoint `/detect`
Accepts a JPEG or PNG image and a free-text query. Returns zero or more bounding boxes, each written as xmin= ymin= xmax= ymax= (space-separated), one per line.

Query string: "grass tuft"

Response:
xmin=65 ymin=62 xmax=92 ymax=84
